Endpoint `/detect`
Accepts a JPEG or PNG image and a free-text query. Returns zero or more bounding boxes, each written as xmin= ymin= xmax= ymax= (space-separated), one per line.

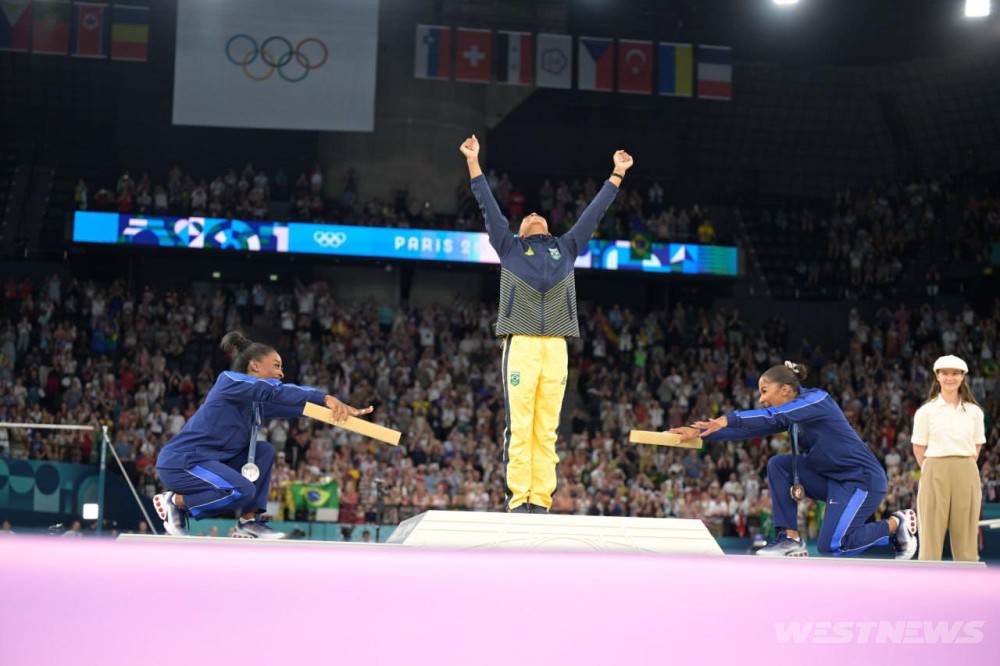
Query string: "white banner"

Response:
xmin=535 ymin=33 xmax=572 ymax=89
xmin=172 ymin=0 xmax=379 ymax=131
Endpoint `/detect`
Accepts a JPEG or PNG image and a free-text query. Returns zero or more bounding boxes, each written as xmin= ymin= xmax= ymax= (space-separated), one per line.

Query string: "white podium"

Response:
xmin=386 ymin=510 xmax=724 ymax=556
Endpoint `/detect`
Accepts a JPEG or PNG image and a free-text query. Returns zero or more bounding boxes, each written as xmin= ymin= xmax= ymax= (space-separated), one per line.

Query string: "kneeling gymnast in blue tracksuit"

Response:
xmin=153 ymin=330 xmax=372 ymax=539
xmin=671 ymin=361 xmax=918 ymax=558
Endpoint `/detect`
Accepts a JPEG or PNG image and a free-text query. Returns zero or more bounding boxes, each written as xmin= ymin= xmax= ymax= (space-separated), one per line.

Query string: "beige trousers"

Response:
xmin=917 ymin=456 xmax=981 ymax=561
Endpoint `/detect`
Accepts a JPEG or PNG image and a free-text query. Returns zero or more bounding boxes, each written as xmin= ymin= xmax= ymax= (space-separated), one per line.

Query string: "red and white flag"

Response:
xmin=72 ymin=2 xmax=109 ymax=58
xmin=495 ymin=30 xmax=532 ymax=85
xmin=0 ymin=0 xmax=32 ymax=52
xmin=697 ymin=44 xmax=733 ymax=101
xmin=617 ymin=39 xmax=652 ymax=94
xmin=577 ymin=36 xmax=613 ymax=92
xmin=454 ymin=28 xmax=491 ymax=83
xmin=414 ymin=24 xmax=451 ymax=80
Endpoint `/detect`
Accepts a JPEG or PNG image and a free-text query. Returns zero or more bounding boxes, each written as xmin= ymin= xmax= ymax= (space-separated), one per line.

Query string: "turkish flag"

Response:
xmin=617 ymin=39 xmax=653 ymax=94
xmin=455 ymin=28 xmax=492 ymax=83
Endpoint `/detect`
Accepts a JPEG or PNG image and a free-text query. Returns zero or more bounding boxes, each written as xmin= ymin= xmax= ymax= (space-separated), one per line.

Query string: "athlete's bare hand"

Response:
xmin=613 ymin=150 xmax=634 ymax=172
xmin=324 ymin=395 xmax=374 ymax=422
xmin=460 ymin=135 xmax=480 ymax=160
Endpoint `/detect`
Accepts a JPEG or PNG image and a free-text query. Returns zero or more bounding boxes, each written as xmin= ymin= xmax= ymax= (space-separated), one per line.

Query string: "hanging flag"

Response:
xmin=658 ymin=42 xmax=693 ymax=97
xmin=32 ymin=0 xmax=71 ymax=55
xmin=617 ymin=39 xmax=652 ymax=94
xmin=454 ymin=27 xmax=491 ymax=83
xmin=110 ymin=4 xmax=148 ymax=61
xmin=697 ymin=44 xmax=732 ymax=101
xmin=175 ymin=0 xmax=378 ymax=134
xmin=535 ymin=32 xmax=571 ymax=89
xmin=495 ymin=30 xmax=532 ymax=86
xmin=71 ymin=2 xmax=108 ymax=58
xmin=414 ymin=24 xmax=451 ymax=80
xmin=577 ymin=36 xmax=613 ymax=92
xmin=0 ymin=0 xmax=32 ymax=52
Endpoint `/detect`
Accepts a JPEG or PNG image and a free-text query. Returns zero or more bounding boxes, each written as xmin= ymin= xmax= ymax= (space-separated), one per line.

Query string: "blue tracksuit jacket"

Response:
xmin=704 ymin=387 xmax=888 ymax=492
xmin=156 ymin=371 xmax=326 ymax=469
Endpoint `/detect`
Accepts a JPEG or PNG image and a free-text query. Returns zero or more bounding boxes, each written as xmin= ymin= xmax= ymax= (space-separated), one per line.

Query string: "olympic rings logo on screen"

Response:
xmin=225 ymin=34 xmax=329 ymax=83
xmin=313 ymin=231 xmax=348 ymax=248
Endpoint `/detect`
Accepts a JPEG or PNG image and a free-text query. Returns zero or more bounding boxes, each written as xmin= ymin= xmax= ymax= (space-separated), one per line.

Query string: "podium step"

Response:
xmin=387 ymin=510 xmax=724 ymax=556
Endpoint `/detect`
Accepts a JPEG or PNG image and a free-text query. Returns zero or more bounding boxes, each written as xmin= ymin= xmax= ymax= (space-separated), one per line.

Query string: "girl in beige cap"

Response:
xmin=912 ymin=355 xmax=986 ymax=560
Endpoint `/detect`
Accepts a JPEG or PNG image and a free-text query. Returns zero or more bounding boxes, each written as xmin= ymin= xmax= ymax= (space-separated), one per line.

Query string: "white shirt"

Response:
xmin=912 ymin=396 xmax=985 ymax=458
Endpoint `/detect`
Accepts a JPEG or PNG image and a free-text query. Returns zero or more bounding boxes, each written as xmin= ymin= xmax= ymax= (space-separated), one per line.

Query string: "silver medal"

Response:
xmin=241 ymin=462 xmax=260 ymax=481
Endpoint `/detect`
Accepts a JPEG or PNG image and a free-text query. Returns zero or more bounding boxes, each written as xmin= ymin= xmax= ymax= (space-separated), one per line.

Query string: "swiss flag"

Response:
xmin=455 ymin=28 xmax=492 ymax=83
xmin=617 ymin=39 xmax=653 ymax=94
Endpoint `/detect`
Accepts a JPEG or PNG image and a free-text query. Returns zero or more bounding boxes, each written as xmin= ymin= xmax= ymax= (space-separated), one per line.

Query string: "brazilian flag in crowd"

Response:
xmin=285 ymin=480 xmax=339 ymax=513
xmin=630 ymin=215 xmax=652 ymax=261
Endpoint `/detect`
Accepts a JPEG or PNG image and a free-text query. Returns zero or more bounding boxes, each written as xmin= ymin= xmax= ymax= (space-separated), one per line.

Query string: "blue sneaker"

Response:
xmin=233 ymin=515 xmax=286 ymax=540
xmin=153 ymin=492 xmax=189 ymax=537
xmin=891 ymin=509 xmax=918 ymax=560
xmin=756 ymin=532 xmax=808 ymax=557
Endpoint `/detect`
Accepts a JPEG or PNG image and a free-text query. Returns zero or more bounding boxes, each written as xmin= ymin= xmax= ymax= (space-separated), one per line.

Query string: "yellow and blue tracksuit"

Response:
xmin=471 ymin=174 xmax=619 ymax=511
xmin=704 ymin=387 xmax=891 ymax=556
xmin=156 ymin=371 xmax=325 ymax=519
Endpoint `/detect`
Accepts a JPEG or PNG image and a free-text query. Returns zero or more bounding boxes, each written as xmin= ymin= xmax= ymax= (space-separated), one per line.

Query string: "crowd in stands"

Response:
xmin=958 ymin=187 xmax=1000 ymax=270
xmin=73 ymin=164 xmax=981 ymax=306
xmin=75 ymin=163 xmax=724 ymax=245
xmin=75 ymin=163 xmax=331 ymax=223
xmin=1 ymin=271 xmax=997 ymax=542
xmin=744 ymin=177 xmax=950 ymax=300
xmin=456 ymin=168 xmax=723 ymax=245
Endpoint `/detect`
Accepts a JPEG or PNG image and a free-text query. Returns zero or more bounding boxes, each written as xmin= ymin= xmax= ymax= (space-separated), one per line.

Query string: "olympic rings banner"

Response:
xmin=172 ymin=0 xmax=378 ymax=131
xmin=72 ymin=212 xmax=740 ymax=276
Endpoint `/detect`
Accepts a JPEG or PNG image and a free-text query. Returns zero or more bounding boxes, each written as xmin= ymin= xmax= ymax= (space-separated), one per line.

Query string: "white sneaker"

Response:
xmin=153 ymin=492 xmax=189 ymax=537
xmin=233 ymin=515 xmax=286 ymax=540
xmin=756 ymin=533 xmax=809 ymax=557
xmin=891 ymin=509 xmax=918 ymax=560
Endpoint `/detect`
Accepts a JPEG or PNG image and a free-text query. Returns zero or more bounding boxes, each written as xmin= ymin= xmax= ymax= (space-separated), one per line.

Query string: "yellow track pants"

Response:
xmin=501 ymin=335 xmax=568 ymax=511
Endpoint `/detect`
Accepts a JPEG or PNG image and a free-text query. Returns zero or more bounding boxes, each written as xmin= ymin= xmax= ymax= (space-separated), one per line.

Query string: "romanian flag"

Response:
xmin=110 ymin=4 xmax=148 ymax=62
xmin=31 ymin=0 xmax=71 ymax=55
xmin=658 ymin=42 xmax=693 ymax=97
